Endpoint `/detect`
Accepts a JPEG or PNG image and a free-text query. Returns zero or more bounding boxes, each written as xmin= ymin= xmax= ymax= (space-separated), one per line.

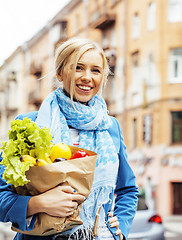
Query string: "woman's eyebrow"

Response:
xmin=77 ymin=63 xmax=84 ymax=66
xmin=93 ymin=65 xmax=102 ymax=69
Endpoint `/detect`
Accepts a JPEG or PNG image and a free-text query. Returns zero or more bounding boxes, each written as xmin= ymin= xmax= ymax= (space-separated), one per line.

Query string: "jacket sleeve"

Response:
xmin=113 ymin=118 xmax=139 ymax=240
xmin=0 ymin=154 xmax=36 ymax=231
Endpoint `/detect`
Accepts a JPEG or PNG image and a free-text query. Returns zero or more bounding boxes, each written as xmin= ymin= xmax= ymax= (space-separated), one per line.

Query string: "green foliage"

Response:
xmin=0 ymin=118 xmax=53 ymax=187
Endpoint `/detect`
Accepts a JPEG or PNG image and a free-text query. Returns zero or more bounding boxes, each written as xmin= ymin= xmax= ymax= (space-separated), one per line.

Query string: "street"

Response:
xmin=164 ymin=215 xmax=182 ymax=240
xmin=165 ymin=231 xmax=182 ymax=240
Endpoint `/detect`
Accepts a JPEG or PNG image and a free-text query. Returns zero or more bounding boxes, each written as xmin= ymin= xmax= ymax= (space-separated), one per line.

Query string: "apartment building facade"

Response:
xmin=0 ymin=0 xmax=182 ymax=217
xmin=124 ymin=0 xmax=182 ymax=217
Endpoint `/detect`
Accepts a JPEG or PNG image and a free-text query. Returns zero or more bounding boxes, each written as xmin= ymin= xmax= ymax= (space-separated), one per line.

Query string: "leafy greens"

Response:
xmin=0 ymin=117 xmax=53 ymax=187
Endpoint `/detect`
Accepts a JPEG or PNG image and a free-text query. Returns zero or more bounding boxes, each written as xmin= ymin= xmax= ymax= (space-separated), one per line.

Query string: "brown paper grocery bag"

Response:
xmin=11 ymin=146 xmax=97 ymax=236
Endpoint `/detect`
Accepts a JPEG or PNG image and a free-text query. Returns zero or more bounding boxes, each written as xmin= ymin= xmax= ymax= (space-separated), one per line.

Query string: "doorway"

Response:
xmin=173 ymin=182 xmax=182 ymax=215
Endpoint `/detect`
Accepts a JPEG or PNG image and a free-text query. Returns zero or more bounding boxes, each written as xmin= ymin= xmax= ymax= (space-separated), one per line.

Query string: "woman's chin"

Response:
xmin=74 ymin=93 xmax=92 ymax=104
xmin=75 ymin=97 xmax=90 ymax=105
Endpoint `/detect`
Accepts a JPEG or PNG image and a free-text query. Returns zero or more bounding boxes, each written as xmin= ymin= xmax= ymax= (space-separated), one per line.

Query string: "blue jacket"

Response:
xmin=0 ymin=111 xmax=138 ymax=240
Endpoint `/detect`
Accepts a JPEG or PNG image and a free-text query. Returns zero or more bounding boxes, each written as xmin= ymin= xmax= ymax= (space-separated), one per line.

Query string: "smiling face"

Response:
xmin=58 ymin=49 xmax=104 ymax=104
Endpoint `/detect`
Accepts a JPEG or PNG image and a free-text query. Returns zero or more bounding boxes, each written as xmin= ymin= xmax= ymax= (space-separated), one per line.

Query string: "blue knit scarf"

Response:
xmin=35 ymin=88 xmax=119 ymax=234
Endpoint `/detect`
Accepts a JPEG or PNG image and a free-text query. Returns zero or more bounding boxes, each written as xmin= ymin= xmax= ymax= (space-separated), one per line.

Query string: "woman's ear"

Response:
xmin=56 ymin=71 xmax=62 ymax=82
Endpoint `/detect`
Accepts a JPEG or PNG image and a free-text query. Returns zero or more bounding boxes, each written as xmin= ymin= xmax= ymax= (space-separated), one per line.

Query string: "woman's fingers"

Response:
xmin=66 ymin=199 xmax=78 ymax=209
xmin=58 ymin=185 xmax=76 ymax=194
xmin=72 ymin=193 xmax=86 ymax=203
xmin=109 ymin=220 xmax=119 ymax=228
xmin=36 ymin=185 xmax=86 ymax=217
xmin=58 ymin=185 xmax=86 ymax=203
xmin=108 ymin=211 xmax=123 ymax=239
xmin=108 ymin=211 xmax=113 ymax=217
xmin=115 ymin=229 xmax=123 ymax=240
xmin=108 ymin=216 xmax=118 ymax=224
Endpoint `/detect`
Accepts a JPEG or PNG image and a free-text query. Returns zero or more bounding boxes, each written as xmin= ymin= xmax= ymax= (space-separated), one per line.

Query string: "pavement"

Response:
xmin=163 ymin=215 xmax=182 ymax=234
xmin=0 ymin=222 xmax=16 ymax=240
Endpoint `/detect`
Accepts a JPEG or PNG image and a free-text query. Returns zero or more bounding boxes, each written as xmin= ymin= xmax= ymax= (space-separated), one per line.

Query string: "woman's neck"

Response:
xmin=63 ymin=88 xmax=88 ymax=105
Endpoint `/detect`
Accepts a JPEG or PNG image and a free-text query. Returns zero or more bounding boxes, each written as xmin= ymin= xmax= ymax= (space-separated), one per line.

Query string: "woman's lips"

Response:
xmin=76 ymin=84 xmax=93 ymax=92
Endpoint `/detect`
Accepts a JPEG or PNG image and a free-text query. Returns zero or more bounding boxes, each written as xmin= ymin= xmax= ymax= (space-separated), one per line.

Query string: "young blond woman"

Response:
xmin=0 ymin=38 xmax=138 ymax=240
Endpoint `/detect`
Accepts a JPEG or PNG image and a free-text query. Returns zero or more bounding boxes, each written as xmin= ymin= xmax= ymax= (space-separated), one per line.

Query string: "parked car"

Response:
xmin=128 ymin=195 xmax=165 ymax=240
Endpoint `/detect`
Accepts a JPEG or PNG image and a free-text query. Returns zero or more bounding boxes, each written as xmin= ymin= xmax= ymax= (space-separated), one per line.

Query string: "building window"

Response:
xmin=132 ymin=51 xmax=139 ymax=73
xmin=168 ymin=48 xmax=182 ymax=84
xmin=147 ymin=53 xmax=155 ymax=86
xmin=147 ymin=2 xmax=156 ymax=31
xmin=171 ymin=111 xmax=182 ymax=144
xmin=131 ymin=51 xmax=140 ymax=92
xmin=132 ymin=118 xmax=137 ymax=148
xmin=102 ymin=27 xmax=116 ymax=50
xmin=168 ymin=0 xmax=182 ymax=22
xmin=143 ymin=115 xmax=152 ymax=144
xmin=132 ymin=13 xmax=140 ymax=39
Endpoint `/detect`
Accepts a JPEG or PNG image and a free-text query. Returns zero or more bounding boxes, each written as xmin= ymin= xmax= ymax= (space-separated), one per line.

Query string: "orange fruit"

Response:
xmin=50 ymin=143 xmax=72 ymax=162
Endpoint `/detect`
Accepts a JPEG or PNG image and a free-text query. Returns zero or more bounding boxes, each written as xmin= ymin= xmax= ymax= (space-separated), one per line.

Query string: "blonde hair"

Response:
xmin=55 ymin=37 xmax=110 ymax=101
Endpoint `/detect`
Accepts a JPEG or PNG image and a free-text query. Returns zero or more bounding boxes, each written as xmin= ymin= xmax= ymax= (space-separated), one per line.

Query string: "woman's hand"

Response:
xmin=27 ymin=185 xmax=86 ymax=217
xmin=108 ymin=211 xmax=123 ymax=240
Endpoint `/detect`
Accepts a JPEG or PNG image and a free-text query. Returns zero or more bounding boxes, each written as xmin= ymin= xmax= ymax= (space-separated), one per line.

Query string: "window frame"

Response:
xmin=168 ymin=48 xmax=182 ymax=84
xmin=132 ymin=118 xmax=137 ymax=149
xmin=171 ymin=111 xmax=182 ymax=144
xmin=143 ymin=114 xmax=152 ymax=145
xmin=168 ymin=0 xmax=182 ymax=23
xmin=132 ymin=13 xmax=140 ymax=40
xmin=147 ymin=2 xmax=156 ymax=31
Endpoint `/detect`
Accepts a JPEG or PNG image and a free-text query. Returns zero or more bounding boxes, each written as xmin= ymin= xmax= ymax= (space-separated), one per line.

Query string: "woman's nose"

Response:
xmin=81 ymin=70 xmax=92 ymax=81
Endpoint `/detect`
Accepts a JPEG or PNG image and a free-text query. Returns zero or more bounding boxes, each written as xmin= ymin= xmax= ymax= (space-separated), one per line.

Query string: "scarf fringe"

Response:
xmin=80 ymin=185 xmax=114 ymax=229
xmin=54 ymin=226 xmax=94 ymax=240
xmin=68 ymin=227 xmax=93 ymax=240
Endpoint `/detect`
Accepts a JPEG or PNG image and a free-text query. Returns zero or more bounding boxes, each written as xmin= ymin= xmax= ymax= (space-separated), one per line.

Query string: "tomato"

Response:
xmin=71 ymin=150 xmax=89 ymax=159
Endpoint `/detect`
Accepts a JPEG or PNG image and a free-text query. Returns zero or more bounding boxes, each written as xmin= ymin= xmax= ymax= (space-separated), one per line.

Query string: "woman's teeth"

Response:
xmin=77 ymin=85 xmax=91 ymax=90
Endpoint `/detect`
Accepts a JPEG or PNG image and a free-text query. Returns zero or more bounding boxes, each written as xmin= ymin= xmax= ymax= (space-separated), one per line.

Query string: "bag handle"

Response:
xmin=92 ymin=206 xmax=101 ymax=237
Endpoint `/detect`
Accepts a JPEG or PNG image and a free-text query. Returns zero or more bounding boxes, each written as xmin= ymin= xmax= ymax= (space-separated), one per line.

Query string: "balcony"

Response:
xmin=90 ymin=13 xmax=116 ymax=30
xmin=54 ymin=20 xmax=67 ymax=40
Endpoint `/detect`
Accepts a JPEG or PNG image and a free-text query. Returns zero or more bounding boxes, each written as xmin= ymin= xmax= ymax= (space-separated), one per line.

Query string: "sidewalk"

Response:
xmin=0 ymin=222 xmax=16 ymax=240
xmin=163 ymin=215 xmax=182 ymax=234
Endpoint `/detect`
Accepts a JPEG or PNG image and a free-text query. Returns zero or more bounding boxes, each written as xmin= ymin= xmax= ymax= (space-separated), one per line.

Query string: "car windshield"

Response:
xmin=137 ymin=196 xmax=148 ymax=211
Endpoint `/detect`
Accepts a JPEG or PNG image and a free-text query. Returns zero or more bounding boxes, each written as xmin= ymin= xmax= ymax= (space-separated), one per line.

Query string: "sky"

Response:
xmin=0 ymin=0 xmax=71 ymax=66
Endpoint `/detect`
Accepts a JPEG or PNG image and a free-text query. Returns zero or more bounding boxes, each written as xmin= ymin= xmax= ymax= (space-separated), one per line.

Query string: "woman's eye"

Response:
xmin=92 ymin=68 xmax=101 ymax=73
xmin=76 ymin=65 xmax=83 ymax=71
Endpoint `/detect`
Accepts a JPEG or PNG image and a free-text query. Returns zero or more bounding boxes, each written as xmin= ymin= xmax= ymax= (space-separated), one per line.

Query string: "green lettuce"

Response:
xmin=0 ymin=117 xmax=53 ymax=187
